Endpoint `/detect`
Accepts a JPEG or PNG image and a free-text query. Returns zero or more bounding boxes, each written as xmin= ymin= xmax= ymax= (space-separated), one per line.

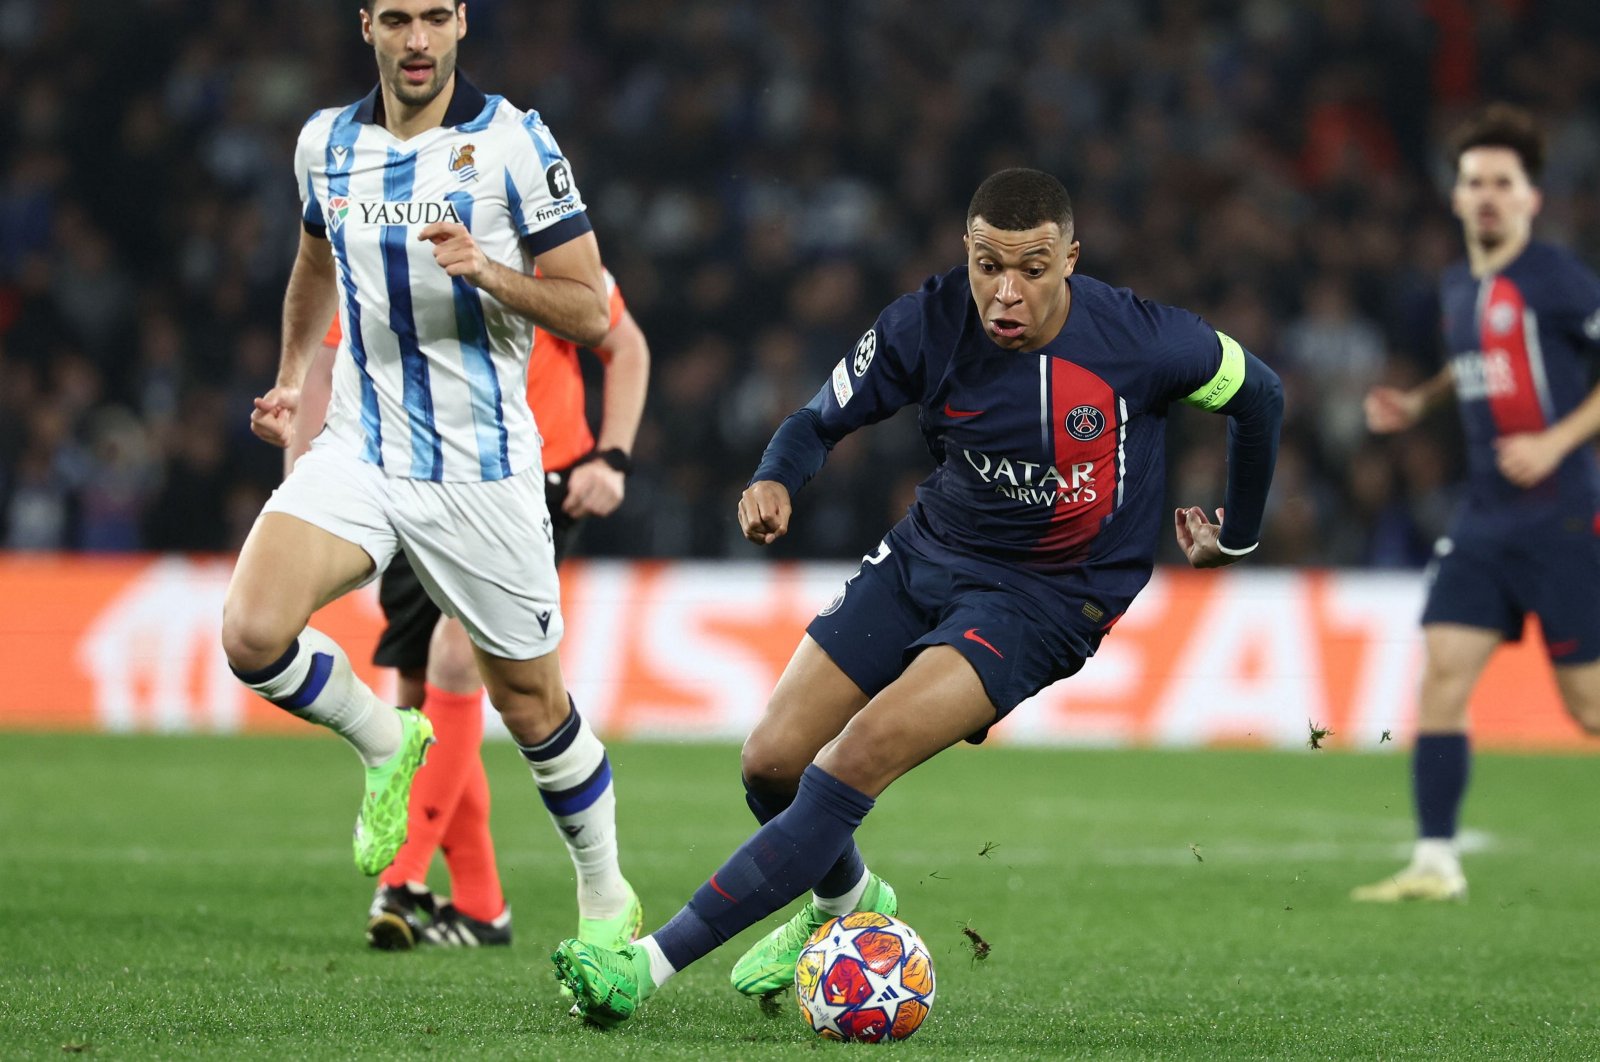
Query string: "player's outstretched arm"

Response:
xmin=418 ymin=223 xmax=609 ymax=347
xmin=738 ymin=481 xmax=793 ymax=546
xmin=254 ymin=230 xmax=337 ymax=449
xmin=1364 ymin=367 xmax=1453 ymax=434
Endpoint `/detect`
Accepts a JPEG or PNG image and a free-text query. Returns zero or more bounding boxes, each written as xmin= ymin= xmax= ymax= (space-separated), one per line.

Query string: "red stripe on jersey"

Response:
xmin=1040 ymin=359 xmax=1119 ymax=560
xmin=1481 ymin=276 xmax=1548 ymax=435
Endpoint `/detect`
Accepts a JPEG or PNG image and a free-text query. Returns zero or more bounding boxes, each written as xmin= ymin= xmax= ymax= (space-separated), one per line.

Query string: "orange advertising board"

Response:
xmin=0 ymin=555 xmax=1587 ymax=750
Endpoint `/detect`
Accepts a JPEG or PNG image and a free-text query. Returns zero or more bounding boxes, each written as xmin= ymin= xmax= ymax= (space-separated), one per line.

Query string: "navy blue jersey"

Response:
xmin=1440 ymin=241 xmax=1600 ymax=531
xmin=754 ymin=267 xmax=1282 ymax=639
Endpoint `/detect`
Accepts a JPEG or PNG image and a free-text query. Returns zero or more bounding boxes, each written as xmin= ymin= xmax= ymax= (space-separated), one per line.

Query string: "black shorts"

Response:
xmin=1420 ymin=515 xmax=1600 ymax=664
xmin=805 ymin=528 xmax=1095 ymax=743
xmin=372 ymin=469 xmax=581 ymax=670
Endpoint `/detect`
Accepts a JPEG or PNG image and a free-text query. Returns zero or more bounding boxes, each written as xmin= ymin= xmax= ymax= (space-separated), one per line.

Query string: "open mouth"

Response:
xmin=401 ymin=60 xmax=435 ymax=85
xmin=990 ymin=318 xmax=1026 ymax=340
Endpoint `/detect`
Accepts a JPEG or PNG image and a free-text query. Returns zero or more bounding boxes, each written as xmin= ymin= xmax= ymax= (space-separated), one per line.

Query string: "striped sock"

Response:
xmin=231 ymin=628 xmax=400 ymax=767
xmin=517 ymin=700 xmax=628 ymax=919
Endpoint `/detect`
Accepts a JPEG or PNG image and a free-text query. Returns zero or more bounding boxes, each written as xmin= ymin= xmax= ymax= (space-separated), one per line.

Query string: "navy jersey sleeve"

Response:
xmin=750 ymin=293 xmax=926 ymax=494
xmin=1151 ymin=311 xmax=1284 ymax=554
xmin=1550 ymin=251 xmax=1600 ymax=351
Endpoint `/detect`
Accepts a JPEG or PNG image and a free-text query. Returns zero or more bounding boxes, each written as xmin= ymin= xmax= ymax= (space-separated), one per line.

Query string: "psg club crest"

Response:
xmin=326 ymin=196 xmax=350 ymax=232
xmin=852 ymin=330 xmax=876 ymax=376
xmin=1066 ymin=404 xmax=1106 ymax=441
xmin=448 ymin=143 xmax=479 ymax=183
xmin=1486 ymin=302 xmax=1517 ymax=336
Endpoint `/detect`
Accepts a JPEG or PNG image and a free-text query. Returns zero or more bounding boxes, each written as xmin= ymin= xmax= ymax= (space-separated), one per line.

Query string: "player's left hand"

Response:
xmin=1174 ymin=505 xmax=1240 ymax=569
xmin=564 ymin=460 xmax=625 ymax=519
xmin=1494 ymin=431 xmax=1564 ymax=488
xmin=419 ymin=222 xmax=490 ymax=286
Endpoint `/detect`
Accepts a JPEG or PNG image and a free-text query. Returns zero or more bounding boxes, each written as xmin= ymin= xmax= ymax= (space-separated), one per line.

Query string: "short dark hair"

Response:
xmin=362 ymin=1 xmax=461 ymax=10
xmin=1450 ymin=103 xmax=1544 ymax=182
xmin=966 ymin=168 xmax=1074 ymax=235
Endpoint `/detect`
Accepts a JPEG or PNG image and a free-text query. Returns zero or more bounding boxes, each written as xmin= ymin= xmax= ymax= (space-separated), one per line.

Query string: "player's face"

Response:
xmin=362 ymin=1 xmax=467 ymax=110
xmin=1452 ymin=146 xmax=1541 ymax=252
xmin=964 ymin=218 xmax=1079 ymax=351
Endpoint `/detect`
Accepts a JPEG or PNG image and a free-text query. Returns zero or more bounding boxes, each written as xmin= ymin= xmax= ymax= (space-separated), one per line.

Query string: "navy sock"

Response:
xmin=743 ymin=775 xmax=867 ymax=900
xmin=655 ymin=765 xmax=874 ymax=971
xmin=1413 ymin=733 xmax=1470 ymax=839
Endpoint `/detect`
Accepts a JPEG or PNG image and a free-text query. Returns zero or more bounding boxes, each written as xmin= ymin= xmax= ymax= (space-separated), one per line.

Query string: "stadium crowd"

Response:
xmin=2 ymin=0 xmax=1598 ymax=564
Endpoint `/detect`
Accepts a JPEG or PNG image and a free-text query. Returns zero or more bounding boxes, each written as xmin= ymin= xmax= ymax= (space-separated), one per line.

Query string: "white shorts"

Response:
xmin=261 ymin=441 xmax=562 ymax=659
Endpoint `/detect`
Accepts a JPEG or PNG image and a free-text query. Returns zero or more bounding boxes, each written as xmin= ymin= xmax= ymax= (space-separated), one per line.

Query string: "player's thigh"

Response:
xmin=814 ymin=645 xmax=997 ymax=798
xmin=392 ymin=469 xmax=563 ymax=662
xmin=224 ymin=448 xmax=395 ymax=661
xmin=1552 ymin=659 xmax=1600 ymax=733
xmin=1416 ymin=623 xmax=1501 ymax=731
xmin=743 ymin=634 xmax=871 ymax=789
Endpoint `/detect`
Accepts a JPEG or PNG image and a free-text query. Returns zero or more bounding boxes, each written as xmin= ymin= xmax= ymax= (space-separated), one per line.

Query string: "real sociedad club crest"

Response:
xmin=1066 ymin=404 xmax=1106 ymax=441
xmin=449 ymin=143 xmax=479 ymax=183
xmin=326 ymin=196 xmax=350 ymax=232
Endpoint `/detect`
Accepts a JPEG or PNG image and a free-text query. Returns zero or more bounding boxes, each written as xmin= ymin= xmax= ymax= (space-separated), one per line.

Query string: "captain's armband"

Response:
xmin=1182 ymin=331 xmax=1247 ymax=412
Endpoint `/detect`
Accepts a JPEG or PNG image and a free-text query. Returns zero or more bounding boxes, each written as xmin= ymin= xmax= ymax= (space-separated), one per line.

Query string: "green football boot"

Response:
xmin=353 ymin=706 xmax=435 ymax=876
xmin=729 ymin=873 xmax=897 ymax=997
xmin=577 ymin=880 xmax=644 ymax=949
xmin=551 ymin=939 xmax=656 ymax=1028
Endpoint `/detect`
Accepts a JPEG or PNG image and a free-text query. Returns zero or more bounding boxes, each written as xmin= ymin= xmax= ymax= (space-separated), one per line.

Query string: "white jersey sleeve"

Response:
xmin=503 ymin=110 xmax=589 ymax=255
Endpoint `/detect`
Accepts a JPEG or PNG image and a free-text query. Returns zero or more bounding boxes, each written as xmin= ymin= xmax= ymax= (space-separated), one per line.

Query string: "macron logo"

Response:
xmin=535 ymin=610 xmax=553 ymax=635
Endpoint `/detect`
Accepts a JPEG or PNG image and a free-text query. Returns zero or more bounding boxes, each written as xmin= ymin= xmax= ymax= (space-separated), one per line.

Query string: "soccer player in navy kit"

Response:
xmin=1354 ymin=105 xmax=1600 ymax=903
xmin=552 ymin=168 xmax=1284 ymax=1026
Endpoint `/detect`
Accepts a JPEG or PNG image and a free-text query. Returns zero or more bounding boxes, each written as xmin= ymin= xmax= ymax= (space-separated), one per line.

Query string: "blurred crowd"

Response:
xmin=3 ymin=0 xmax=1599 ymax=564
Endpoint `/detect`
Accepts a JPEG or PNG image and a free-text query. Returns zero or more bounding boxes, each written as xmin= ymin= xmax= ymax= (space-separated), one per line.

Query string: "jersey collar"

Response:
xmin=352 ymin=72 xmax=489 ymax=130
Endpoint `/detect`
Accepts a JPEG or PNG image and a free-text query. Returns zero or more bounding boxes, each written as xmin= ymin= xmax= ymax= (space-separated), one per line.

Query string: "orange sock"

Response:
xmin=440 ymin=755 xmax=505 ymax=922
xmin=379 ymin=685 xmax=484 ymax=888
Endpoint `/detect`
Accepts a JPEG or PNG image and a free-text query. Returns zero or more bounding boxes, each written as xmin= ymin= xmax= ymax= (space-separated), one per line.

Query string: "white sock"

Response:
xmin=518 ymin=706 xmax=629 ymax=919
xmin=234 ymin=628 xmax=400 ymax=767
xmin=637 ymin=935 xmax=677 ymax=987
xmin=1413 ymin=837 xmax=1460 ymax=874
xmin=814 ymin=868 xmax=870 ymax=916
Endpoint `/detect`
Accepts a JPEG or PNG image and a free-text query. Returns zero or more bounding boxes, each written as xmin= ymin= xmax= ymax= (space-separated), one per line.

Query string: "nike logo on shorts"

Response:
xmin=963 ymin=628 xmax=1004 ymax=659
xmin=943 ymin=403 xmax=983 ymax=418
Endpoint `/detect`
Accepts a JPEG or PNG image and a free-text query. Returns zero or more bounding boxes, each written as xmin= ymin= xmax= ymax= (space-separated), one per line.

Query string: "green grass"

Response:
xmin=4 ymin=734 xmax=1598 ymax=1059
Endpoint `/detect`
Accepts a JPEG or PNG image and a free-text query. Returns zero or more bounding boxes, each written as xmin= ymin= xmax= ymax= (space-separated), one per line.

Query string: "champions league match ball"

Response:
xmin=794 ymin=912 xmax=936 ymax=1042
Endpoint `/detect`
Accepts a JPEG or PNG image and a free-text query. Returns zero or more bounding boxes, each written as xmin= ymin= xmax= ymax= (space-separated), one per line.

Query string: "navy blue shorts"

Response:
xmin=1421 ymin=516 xmax=1600 ymax=664
xmin=806 ymin=531 xmax=1095 ymax=742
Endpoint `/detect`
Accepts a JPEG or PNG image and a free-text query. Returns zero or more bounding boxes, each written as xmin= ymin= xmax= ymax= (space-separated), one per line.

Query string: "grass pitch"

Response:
xmin=4 ymin=734 xmax=1598 ymax=1059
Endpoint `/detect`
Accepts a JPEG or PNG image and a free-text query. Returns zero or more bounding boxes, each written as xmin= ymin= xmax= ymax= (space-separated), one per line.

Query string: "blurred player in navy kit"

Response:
xmin=1355 ymin=105 xmax=1600 ymax=903
xmin=551 ymin=167 xmax=1284 ymax=1026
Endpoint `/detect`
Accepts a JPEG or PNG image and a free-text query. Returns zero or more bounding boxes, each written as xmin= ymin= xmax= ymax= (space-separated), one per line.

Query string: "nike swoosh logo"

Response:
xmin=943 ymin=403 xmax=983 ymax=418
xmin=963 ymin=628 xmax=1004 ymax=659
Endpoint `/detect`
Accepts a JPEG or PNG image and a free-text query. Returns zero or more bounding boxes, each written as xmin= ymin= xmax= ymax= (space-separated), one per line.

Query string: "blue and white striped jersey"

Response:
xmin=295 ymin=75 xmax=591 ymax=482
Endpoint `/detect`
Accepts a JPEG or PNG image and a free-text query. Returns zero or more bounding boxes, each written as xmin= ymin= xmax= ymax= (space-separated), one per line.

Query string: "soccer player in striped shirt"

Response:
xmin=1354 ymin=105 xmax=1600 ymax=903
xmin=222 ymin=0 xmax=641 ymax=949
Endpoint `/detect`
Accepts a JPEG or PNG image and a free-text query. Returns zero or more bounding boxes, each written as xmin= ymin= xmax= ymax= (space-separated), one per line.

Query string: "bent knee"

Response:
xmin=220 ymin=608 xmax=297 ymax=673
xmin=740 ymin=731 xmax=808 ymax=793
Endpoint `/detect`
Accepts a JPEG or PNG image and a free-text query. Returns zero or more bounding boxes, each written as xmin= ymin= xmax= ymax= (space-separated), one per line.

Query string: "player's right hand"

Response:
xmin=738 ymin=480 xmax=792 ymax=545
xmin=250 ymin=386 xmax=300 ymax=448
xmin=1364 ymin=386 xmax=1423 ymax=434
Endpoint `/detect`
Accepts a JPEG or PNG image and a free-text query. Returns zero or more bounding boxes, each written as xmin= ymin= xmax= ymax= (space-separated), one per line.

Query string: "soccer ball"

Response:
xmin=794 ymin=911 xmax=935 ymax=1042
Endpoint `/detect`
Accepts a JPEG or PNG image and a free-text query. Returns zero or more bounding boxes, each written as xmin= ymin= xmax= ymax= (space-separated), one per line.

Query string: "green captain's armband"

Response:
xmin=1182 ymin=331 xmax=1246 ymax=411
